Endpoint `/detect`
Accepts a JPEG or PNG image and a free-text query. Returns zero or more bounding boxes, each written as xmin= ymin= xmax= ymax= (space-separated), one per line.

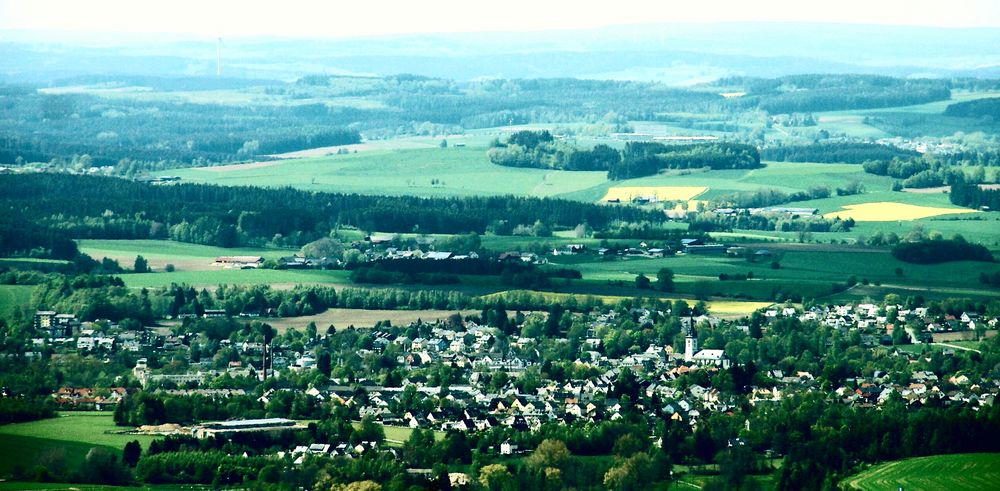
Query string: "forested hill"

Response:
xmin=944 ymin=97 xmax=1000 ymax=118
xmin=0 ymin=174 xmax=663 ymax=249
xmin=719 ymin=74 xmax=952 ymax=113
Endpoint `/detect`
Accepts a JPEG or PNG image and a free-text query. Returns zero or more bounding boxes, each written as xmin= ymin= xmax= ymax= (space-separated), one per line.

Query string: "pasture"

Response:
xmin=0 ymin=284 xmax=33 ymax=320
xmin=841 ymin=453 xmax=1000 ymax=491
xmin=0 ymin=412 xmax=161 ymax=479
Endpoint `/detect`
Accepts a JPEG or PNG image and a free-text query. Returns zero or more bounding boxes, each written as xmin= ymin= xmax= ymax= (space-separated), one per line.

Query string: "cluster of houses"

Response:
xmin=32 ymin=298 xmax=999 ymax=450
xmin=31 ymin=312 xmax=163 ymax=353
xmin=51 ymin=386 xmax=127 ymax=410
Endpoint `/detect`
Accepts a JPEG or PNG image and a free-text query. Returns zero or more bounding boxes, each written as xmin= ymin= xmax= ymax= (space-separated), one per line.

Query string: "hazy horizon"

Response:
xmin=1 ymin=0 xmax=999 ymax=41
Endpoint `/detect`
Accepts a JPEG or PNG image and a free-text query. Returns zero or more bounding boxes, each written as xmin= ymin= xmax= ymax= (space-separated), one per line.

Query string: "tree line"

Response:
xmin=762 ymin=142 xmax=920 ymax=164
xmin=720 ymin=74 xmax=952 ymax=113
xmin=487 ymin=131 xmax=760 ymax=180
xmin=0 ymin=174 xmax=664 ymax=250
xmin=891 ymin=238 xmax=995 ymax=264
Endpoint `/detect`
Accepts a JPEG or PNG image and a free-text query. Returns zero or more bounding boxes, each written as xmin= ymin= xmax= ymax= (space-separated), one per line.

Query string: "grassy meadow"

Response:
xmin=841 ymin=453 xmax=1000 ymax=491
xmin=0 ymin=412 xmax=161 ymax=479
xmin=171 ymin=146 xmax=608 ymax=198
xmin=66 ymin=229 xmax=1000 ymax=307
xmin=78 ymin=239 xmax=290 ymax=272
xmin=0 ymin=284 xmax=34 ymax=320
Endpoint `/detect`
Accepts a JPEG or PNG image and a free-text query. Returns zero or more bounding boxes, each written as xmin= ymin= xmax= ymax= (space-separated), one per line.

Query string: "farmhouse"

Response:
xmin=213 ymin=256 xmax=264 ymax=269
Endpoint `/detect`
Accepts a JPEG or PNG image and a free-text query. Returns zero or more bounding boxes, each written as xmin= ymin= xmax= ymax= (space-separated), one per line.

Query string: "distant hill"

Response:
xmin=2 ymin=22 xmax=999 ymax=83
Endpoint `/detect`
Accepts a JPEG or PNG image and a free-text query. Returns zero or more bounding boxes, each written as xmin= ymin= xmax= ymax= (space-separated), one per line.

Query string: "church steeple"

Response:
xmin=684 ymin=324 xmax=698 ymax=363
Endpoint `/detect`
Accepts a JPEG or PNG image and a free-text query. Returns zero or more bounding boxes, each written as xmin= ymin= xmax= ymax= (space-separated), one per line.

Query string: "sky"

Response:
xmin=1 ymin=0 xmax=999 ymax=39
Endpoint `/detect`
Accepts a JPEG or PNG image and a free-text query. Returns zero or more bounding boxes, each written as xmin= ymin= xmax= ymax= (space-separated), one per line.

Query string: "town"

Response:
xmin=26 ymin=291 xmax=1000 ymax=488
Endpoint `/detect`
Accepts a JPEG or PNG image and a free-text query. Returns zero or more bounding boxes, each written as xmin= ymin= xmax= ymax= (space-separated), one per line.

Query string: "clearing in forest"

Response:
xmin=823 ymin=202 xmax=979 ymax=221
xmin=601 ymin=186 xmax=707 ymax=202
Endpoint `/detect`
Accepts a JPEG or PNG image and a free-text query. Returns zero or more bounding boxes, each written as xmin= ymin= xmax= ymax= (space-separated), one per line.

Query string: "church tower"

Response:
xmin=684 ymin=326 xmax=697 ymax=362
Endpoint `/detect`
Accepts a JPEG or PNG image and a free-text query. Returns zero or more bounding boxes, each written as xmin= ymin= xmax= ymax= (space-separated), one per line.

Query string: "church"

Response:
xmin=684 ymin=326 xmax=732 ymax=370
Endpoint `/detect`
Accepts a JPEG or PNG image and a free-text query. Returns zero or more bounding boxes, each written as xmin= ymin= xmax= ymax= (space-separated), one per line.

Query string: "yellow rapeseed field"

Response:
xmin=823 ymin=202 xmax=979 ymax=221
xmin=602 ymin=186 xmax=707 ymax=202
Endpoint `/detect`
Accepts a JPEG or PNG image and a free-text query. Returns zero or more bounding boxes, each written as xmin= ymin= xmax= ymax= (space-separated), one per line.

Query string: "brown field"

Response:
xmin=264 ymin=308 xmax=477 ymax=332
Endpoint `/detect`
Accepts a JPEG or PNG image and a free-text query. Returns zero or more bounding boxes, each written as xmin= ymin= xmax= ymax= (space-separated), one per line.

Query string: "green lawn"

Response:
xmin=349 ymin=422 xmax=444 ymax=447
xmin=841 ymin=453 xmax=1000 ymax=491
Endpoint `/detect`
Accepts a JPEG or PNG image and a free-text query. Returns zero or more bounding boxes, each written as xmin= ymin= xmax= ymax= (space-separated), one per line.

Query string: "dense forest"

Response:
xmin=944 ymin=97 xmax=1000 ymax=118
xmin=762 ymin=142 xmax=920 ymax=163
xmin=722 ymin=74 xmax=952 ymax=113
xmin=0 ymin=86 xmax=360 ymax=170
xmin=0 ymin=174 xmax=663 ymax=250
xmin=950 ymin=177 xmax=1000 ymax=211
xmin=487 ymin=131 xmax=760 ymax=179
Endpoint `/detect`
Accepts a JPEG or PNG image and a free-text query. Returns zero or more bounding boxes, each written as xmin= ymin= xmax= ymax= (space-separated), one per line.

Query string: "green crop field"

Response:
xmin=0 ymin=412 xmax=161 ymax=479
xmin=841 ymin=453 xmax=1000 ymax=491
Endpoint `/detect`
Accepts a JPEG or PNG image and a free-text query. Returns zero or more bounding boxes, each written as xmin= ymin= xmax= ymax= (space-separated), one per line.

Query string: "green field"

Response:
xmin=78 ymin=239 xmax=290 ymax=272
xmin=171 ymin=146 xmax=608 ymax=198
xmin=349 ymin=422 xmax=444 ymax=447
xmin=0 ymin=412 xmax=161 ymax=479
xmin=841 ymin=453 xmax=1000 ymax=490
xmin=120 ymin=268 xmax=352 ymax=289
xmin=0 ymin=284 xmax=33 ymax=320
xmin=0 ymin=483 xmax=214 ymax=490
